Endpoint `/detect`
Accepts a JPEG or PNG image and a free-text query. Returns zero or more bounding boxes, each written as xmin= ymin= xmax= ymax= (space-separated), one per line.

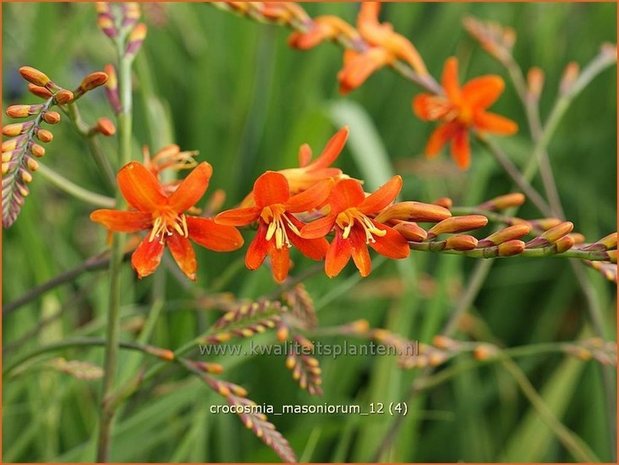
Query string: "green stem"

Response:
xmin=36 ymin=163 xmax=115 ymax=208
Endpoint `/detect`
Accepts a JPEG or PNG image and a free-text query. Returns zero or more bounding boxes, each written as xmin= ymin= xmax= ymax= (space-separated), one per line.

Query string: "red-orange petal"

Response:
xmin=441 ymin=57 xmax=461 ymax=102
xmin=309 ymin=126 xmax=349 ymax=170
xmin=298 ymin=143 xmax=313 ymax=167
xmin=300 ymin=214 xmax=337 ymax=239
xmin=167 ymin=234 xmax=197 ymax=280
xmin=268 ymin=242 xmax=290 ymax=283
xmin=117 ymin=161 xmax=167 ymax=212
xmin=215 ymin=206 xmax=260 ymax=226
xmin=90 ymin=209 xmax=152 ymax=232
xmin=329 ymin=179 xmax=366 ymax=213
xmin=325 ymin=229 xmax=352 ymax=278
xmin=412 ymin=94 xmax=449 ymax=121
xmin=187 ymin=216 xmax=244 ymax=252
xmin=338 ymin=48 xmax=390 ymax=95
xmin=131 ymin=235 xmax=165 ymax=278
xmin=450 ymin=128 xmax=471 ymax=170
xmin=350 ymin=228 xmax=372 ymax=277
xmin=462 ymin=75 xmax=504 ymax=109
xmin=426 ymin=123 xmax=456 ymax=157
xmin=285 ymin=178 xmax=334 ymax=213
xmin=473 ymin=111 xmax=518 ymax=135
xmin=359 ymin=175 xmax=402 ymax=214
xmin=168 ymin=162 xmax=212 ymax=213
xmin=245 ymin=222 xmax=269 ymax=270
xmin=369 ymin=221 xmax=410 ymax=259
xmin=253 ymin=171 xmax=290 ymax=208
xmin=287 ymin=215 xmax=329 ymax=260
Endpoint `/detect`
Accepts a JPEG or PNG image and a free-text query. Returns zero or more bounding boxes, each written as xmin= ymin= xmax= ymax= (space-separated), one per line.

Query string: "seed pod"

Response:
xmin=36 ymin=129 xmax=54 ymax=143
xmin=427 ymin=215 xmax=488 ymax=239
xmin=393 ymin=221 xmax=427 ymax=242
xmin=498 ymin=240 xmax=525 ymax=256
xmin=19 ymin=66 xmax=50 ymax=86
xmin=478 ymin=223 xmax=531 ymax=247
xmin=42 ymin=111 xmax=61 ymax=125
xmin=28 ymin=83 xmax=53 ymax=99
xmin=375 ymin=201 xmax=451 ymax=224
xmin=445 ymin=234 xmax=478 ymax=250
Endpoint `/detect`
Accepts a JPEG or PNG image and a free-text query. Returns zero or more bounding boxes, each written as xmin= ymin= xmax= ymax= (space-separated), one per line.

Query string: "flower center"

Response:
xmin=336 ymin=208 xmax=386 ymax=243
xmin=260 ymin=204 xmax=301 ymax=250
xmin=149 ymin=209 xmax=188 ymax=243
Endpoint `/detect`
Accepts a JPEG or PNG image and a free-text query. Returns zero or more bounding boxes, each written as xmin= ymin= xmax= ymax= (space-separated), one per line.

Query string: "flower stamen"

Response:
xmin=149 ymin=210 xmax=188 ymax=243
xmin=261 ymin=205 xmax=301 ymax=249
xmin=337 ymin=208 xmax=386 ymax=243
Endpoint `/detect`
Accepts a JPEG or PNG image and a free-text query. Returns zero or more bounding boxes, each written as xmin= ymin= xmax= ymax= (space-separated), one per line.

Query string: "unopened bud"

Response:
xmin=231 ymin=384 xmax=248 ymax=397
xmin=276 ymin=325 xmax=289 ymax=342
xmin=21 ymin=169 xmax=33 ymax=184
xmin=2 ymin=140 xmax=18 ymax=152
xmin=196 ymin=361 xmax=224 ymax=374
xmin=554 ymin=235 xmax=575 ymax=253
xmin=433 ymin=197 xmax=453 ymax=209
xmin=473 ymin=344 xmax=498 ymax=361
xmin=95 ymin=117 xmax=116 ymax=136
xmin=28 ymin=84 xmax=53 ymax=99
xmin=393 ymin=221 xmax=427 ymax=242
xmin=27 ymin=157 xmax=39 ymax=171
xmin=42 ymin=111 xmax=61 ymax=125
xmin=427 ymin=215 xmax=488 ymax=239
xmin=286 ymin=355 xmax=296 ymax=370
xmin=126 ymin=23 xmax=147 ymax=56
xmin=478 ymin=223 xmax=531 ymax=247
xmin=432 ymin=335 xmax=456 ymax=349
xmin=596 ymin=232 xmax=617 ymax=250
xmin=80 ymin=71 xmax=108 ymax=92
xmin=533 ymin=217 xmax=562 ymax=231
xmin=375 ymin=201 xmax=451 ymax=224
xmin=498 ymin=240 xmax=525 ymax=256
xmin=541 ymin=221 xmax=574 ymax=243
xmin=19 ymin=66 xmax=50 ymax=86
xmin=445 ymin=234 xmax=478 ymax=250
xmin=527 ymin=67 xmax=544 ymax=100
xmin=568 ymin=233 xmax=586 ymax=245
xmin=349 ymin=319 xmax=370 ymax=335
xmin=54 ymin=90 xmax=74 ymax=104
xmin=479 ymin=192 xmax=525 ymax=211
xmin=607 ymin=251 xmax=617 ymax=264
xmin=2 ymin=123 xmax=27 ymax=136
xmin=428 ymin=352 xmax=447 ymax=367
xmin=6 ymin=104 xmax=36 ymax=118
xmin=36 ymin=129 xmax=54 ymax=143
xmin=31 ymin=143 xmax=46 ymax=158
xmin=2 ymin=152 xmax=12 ymax=162
xmin=560 ymin=62 xmax=580 ymax=95
xmin=2 ymin=162 xmax=10 ymax=175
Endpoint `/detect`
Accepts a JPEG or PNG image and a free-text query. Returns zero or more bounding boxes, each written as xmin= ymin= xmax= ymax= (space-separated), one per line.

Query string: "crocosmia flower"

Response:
xmin=413 ymin=56 xmax=518 ymax=169
xmin=90 ymin=161 xmax=243 ymax=280
xmin=301 ymin=176 xmax=410 ymax=278
xmin=215 ymin=171 xmax=332 ymax=283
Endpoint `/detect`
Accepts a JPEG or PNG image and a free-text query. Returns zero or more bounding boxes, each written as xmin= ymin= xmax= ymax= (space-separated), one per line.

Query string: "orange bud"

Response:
xmin=128 ymin=22 xmax=147 ymax=43
xmin=21 ymin=170 xmax=33 ymax=183
xmin=428 ymin=352 xmax=447 ymax=367
xmin=375 ymin=201 xmax=452 ymax=223
xmin=554 ymin=235 xmax=575 ymax=253
xmin=6 ymin=105 xmax=34 ymax=118
xmin=473 ymin=344 xmax=497 ymax=361
xmin=104 ymin=64 xmax=117 ymax=90
xmin=80 ymin=71 xmax=108 ymax=91
xmin=36 ymin=129 xmax=54 ymax=143
xmin=607 ymin=250 xmax=617 ymax=264
xmin=2 ymin=152 xmax=12 ymax=163
xmin=349 ymin=319 xmax=370 ymax=334
xmin=568 ymin=233 xmax=586 ymax=245
xmin=230 ymin=384 xmax=248 ymax=397
xmin=2 ymin=162 xmax=10 ymax=175
xmin=479 ymin=192 xmax=525 ymax=211
xmin=19 ymin=66 xmax=50 ymax=86
xmin=432 ymin=335 xmax=456 ymax=349
xmin=18 ymin=184 xmax=29 ymax=197
xmin=276 ymin=325 xmax=289 ymax=342
xmin=498 ymin=240 xmax=525 ymax=256
xmin=31 ymin=144 xmax=46 ymax=158
xmin=432 ymin=197 xmax=453 ymax=209
xmin=479 ymin=223 xmax=531 ymax=246
xmin=527 ymin=67 xmax=544 ymax=99
xmin=2 ymin=123 xmax=26 ymax=136
xmin=427 ymin=215 xmax=488 ymax=238
xmin=27 ymin=157 xmax=39 ymax=171
xmin=42 ymin=111 xmax=61 ymax=125
xmin=596 ymin=232 xmax=617 ymax=250
xmin=2 ymin=140 xmax=18 ymax=152
xmin=393 ymin=221 xmax=427 ymax=242
xmin=541 ymin=221 xmax=574 ymax=243
xmin=28 ymin=83 xmax=53 ymax=99
xmin=95 ymin=117 xmax=116 ymax=136
xmin=196 ymin=362 xmax=224 ymax=374
xmin=445 ymin=234 xmax=478 ymax=250
xmin=560 ymin=62 xmax=580 ymax=95
xmin=55 ymin=90 xmax=74 ymax=104
xmin=285 ymin=355 xmax=296 ymax=370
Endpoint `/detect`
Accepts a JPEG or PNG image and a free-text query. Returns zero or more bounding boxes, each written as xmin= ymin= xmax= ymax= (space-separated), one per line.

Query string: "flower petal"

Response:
xmin=215 ymin=206 xmax=260 ymax=226
xmin=285 ymin=178 xmax=334 ymax=213
xmin=309 ymin=127 xmax=349 ymax=170
xmin=298 ymin=143 xmax=313 ymax=167
xmin=268 ymin=243 xmax=291 ymax=283
xmin=425 ymin=123 xmax=456 ymax=157
xmin=413 ymin=94 xmax=450 ymax=121
xmin=325 ymin=229 xmax=352 ymax=278
xmin=253 ymin=171 xmax=290 ymax=208
xmin=168 ymin=162 xmax=212 ymax=213
xmin=359 ymin=175 xmax=402 ymax=214
xmin=167 ymin=234 xmax=197 ymax=280
xmin=117 ymin=161 xmax=167 ymax=212
xmin=90 ymin=209 xmax=152 ymax=232
xmin=450 ymin=128 xmax=471 ymax=170
xmin=131 ymin=236 xmax=165 ymax=279
xmin=473 ymin=111 xmax=518 ymax=135
xmin=287 ymin=215 xmax=329 ymax=260
xmin=328 ymin=179 xmax=366 ymax=213
xmin=338 ymin=48 xmax=391 ymax=95
xmin=245 ymin=222 xmax=269 ymax=270
xmin=187 ymin=216 xmax=244 ymax=251
xmin=369 ymin=222 xmax=410 ymax=259
xmin=350 ymin=228 xmax=372 ymax=277
xmin=441 ymin=57 xmax=461 ymax=102
xmin=300 ymin=214 xmax=337 ymax=239
xmin=462 ymin=76 xmax=504 ymax=109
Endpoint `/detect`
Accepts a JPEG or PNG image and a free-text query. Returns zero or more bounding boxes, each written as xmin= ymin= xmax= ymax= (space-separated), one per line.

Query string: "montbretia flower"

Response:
xmin=215 ymin=171 xmax=332 ymax=283
xmin=413 ymin=57 xmax=518 ymax=169
xmin=338 ymin=2 xmax=427 ymax=94
xmin=90 ymin=161 xmax=243 ymax=280
xmin=288 ymin=15 xmax=360 ymax=50
xmin=301 ymin=176 xmax=409 ymax=278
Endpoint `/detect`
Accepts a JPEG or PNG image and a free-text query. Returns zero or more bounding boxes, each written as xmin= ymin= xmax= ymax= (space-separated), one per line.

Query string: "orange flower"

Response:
xmin=338 ymin=2 xmax=427 ymax=94
xmin=301 ymin=176 xmax=410 ymax=278
xmin=215 ymin=171 xmax=332 ymax=283
xmin=90 ymin=161 xmax=243 ymax=280
xmin=413 ymin=57 xmax=518 ymax=169
xmin=289 ymin=15 xmax=360 ymax=50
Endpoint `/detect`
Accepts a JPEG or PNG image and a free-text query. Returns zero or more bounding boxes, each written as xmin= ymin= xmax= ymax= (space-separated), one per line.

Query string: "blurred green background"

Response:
xmin=3 ymin=2 xmax=616 ymax=462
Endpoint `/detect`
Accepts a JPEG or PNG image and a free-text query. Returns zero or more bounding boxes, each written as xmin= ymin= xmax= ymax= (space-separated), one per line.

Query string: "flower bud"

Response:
xmin=2 ymin=123 xmax=27 ymax=136
xmin=21 ymin=169 xmax=33 ymax=184
xmin=393 ymin=221 xmax=427 ymax=242
xmin=95 ymin=117 xmax=116 ymax=136
xmin=432 ymin=335 xmax=456 ymax=349
xmin=478 ymin=223 xmax=531 ymax=247
xmin=42 ymin=111 xmax=61 ymax=125
xmin=568 ymin=233 xmax=586 ymax=245
xmin=596 ymin=232 xmax=617 ymax=250
xmin=560 ymin=62 xmax=580 ymax=96
xmin=276 ymin=325 xmax=289 ymax=342
xmin=541 ymin=221 xmax=574 ymax=243
xmin=54 ymin=90 xmax=74 ymax=104
xmin=375 ymin=201 xmax=451 ymax=223
xmin=2 ymin=152 xmax=12 ymax=162
xmin=31 ymin=143 xmax=46 ymax=158
xmin=527 ymin=67 xmax=544 ymax=100
xmin=79 ymin=71 xmax=108 ymax=92
xmin=28 ymin=83 xmax=53 ymax=99
xmin=27 ymin=157 xmax=39 ymax=172
xmin=432 ymin=197 xmax=453 ymax=209
xmin=36 ymin=129 xmax=54 ymax=143
xmin=2 ymin=162 xmax=10 ymax=175
xmin=427 ymin=215 xmax=488 ymax=239
xmin=554 ymin=235 xmax=575 ymax=253
xmin=478 ymin=192 xmax=525 ymax=211
xmin=6 ymin=104 xmax=37 ymax=118
xmin=126 ymin=23 xmax=147 ymax=57
xmin=19 ymin=66 xmax=50 ymax=86
xmin=2 ymin=139 xmax=18 ymax=152
xmin=498 ymin=240 xmax=525 ymax=256
xmin=195 ymin=361 xmax=224 ymax=374
xmin=473 ymin=344 xmax=498 ymax=361
xmin=445 ymin=234 xmax=478 ymax=250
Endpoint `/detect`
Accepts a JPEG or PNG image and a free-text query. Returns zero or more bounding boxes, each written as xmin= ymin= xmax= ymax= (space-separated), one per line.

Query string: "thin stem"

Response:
xmin=36 ymin=163 xmax=115 ymax=208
